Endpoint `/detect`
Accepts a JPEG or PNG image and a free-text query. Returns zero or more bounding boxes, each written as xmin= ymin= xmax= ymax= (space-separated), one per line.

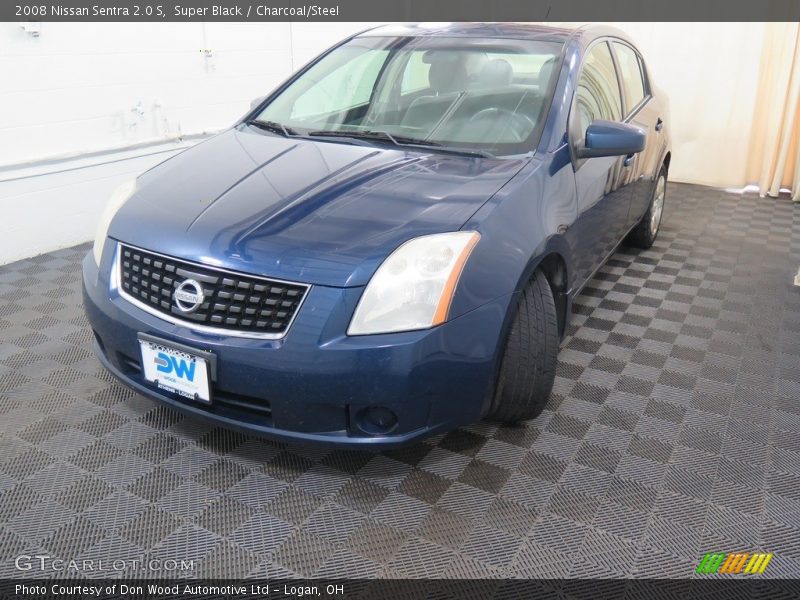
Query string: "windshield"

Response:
xmin=254 ymin=36 xmax=564 ymax=156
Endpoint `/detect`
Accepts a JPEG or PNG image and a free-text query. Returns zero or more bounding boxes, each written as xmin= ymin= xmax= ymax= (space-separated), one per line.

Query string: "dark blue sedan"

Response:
xmin=83 ymin=23 xmax=671 ymax=448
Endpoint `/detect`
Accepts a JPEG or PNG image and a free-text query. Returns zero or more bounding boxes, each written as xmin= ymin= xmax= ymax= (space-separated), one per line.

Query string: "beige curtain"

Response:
xmin=747 ymin=23 xmax=800 ymax=201
xmin=583 ymin=23 xmax=770 ymax=188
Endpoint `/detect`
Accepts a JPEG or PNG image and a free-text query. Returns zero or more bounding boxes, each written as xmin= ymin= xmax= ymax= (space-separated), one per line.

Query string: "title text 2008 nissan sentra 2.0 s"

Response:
xmin=83 ymin=23 xmax=671 ymax=448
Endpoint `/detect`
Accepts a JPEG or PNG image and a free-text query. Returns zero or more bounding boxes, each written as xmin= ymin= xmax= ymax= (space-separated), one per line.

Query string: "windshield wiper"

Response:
xmin=398 ymin=139 xmax=495 ymax=159
xmin=308 ymin=129 xmax=494 ymax=158
xmin=308 ymin=129 xmax=402 ymax=145
xmin=247 ymin=119 xmax=298 ymax=137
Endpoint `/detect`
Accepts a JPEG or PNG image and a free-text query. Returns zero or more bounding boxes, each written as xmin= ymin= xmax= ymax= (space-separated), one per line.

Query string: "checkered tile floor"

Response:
xmin=1 ymin=183 xmax=799 ymax=580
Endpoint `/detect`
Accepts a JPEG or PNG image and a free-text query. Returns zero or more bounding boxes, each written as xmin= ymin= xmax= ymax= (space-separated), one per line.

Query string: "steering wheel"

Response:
xmin=468 ymin=108 xmax=534 ymax=142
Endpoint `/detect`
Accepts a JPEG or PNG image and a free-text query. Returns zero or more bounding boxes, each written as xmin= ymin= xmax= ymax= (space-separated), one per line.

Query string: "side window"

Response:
xmin=613 ymin=42 xmax=647 ymax=114
xmin=574 ymin=42 xmax=622 ymax=138
xmin=291 ymin=50 xmax=388 ymax=120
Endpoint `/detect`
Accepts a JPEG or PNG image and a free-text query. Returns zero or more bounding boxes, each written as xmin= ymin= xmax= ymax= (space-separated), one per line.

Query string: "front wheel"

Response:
xmin=489 ymin=271 xmax=559 ymax=423
xmin=627 ymin=166 xmax=667 ymax=249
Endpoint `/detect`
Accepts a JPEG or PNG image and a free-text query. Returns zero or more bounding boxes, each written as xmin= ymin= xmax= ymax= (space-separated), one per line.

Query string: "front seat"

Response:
xmin=401 ymin=56 xmax=469 ymax=133
xmin=461 ymin=59 xmax=520 ymax=142
xmin=538 ymin=57 xmax=557 ymax=90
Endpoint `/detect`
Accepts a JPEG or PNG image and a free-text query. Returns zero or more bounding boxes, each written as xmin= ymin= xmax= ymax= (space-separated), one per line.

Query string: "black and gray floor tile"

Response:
xmin=1 ymin=183 xmax=799 ymax=580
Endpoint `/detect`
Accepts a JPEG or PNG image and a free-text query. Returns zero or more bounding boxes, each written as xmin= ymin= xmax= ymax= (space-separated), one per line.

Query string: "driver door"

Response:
xmin=568 ymin=41 xmax=632 ymax=288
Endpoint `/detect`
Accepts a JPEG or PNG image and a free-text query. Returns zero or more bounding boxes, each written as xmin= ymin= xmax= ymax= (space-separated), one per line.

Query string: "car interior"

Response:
xmin=290 ymin=47 xmax=560 ymax=152
xmin=391 ymin=51 xmax=556 ymax=144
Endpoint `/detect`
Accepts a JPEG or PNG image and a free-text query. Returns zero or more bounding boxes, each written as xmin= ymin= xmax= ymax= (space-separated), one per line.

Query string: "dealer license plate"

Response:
xmin=139 ymin=338 xmax=212 ymax=403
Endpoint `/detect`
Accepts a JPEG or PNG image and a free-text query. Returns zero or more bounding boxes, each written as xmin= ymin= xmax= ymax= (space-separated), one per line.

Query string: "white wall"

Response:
xmin=0 ymin=22 xmax=378 ymax=166
xmin=0 ymin=22 xmax=376 ymax=264
xmin=0 ymin=143 xmax=194 ymax=262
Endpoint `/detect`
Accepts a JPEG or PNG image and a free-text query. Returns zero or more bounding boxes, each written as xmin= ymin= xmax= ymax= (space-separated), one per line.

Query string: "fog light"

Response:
xmin=356 ymin=406 xmax=398 ymax=435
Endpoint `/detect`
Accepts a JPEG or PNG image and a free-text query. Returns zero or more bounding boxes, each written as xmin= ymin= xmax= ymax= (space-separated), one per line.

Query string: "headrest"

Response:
xmin=428 ymin=55 xmax=469 ymax=94
xmin=539 ymin=57 xmax=557 ymax=88
xmin=476 ymin=59 xmax=514 ymax=89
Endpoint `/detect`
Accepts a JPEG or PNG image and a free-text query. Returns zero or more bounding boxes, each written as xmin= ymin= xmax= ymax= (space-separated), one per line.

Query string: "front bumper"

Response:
xmin=82 ymin=249 xmax=514 ymax=449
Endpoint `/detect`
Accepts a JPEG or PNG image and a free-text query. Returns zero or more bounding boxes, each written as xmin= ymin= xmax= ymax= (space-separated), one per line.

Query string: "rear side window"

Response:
xmin=574 ymin=42 xmax=622 ymax=136
xmin=612 ymin=42 xmax=647 ymax=114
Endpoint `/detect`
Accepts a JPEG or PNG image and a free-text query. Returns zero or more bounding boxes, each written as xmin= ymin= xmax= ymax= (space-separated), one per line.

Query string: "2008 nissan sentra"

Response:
xmin=83 ymin=23 xmax=671 ymax=448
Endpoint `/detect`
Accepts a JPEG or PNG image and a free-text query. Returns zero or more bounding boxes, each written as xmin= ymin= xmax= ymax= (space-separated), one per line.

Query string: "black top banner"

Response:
xmin=5 ymin=0 xmax=800 ymax=22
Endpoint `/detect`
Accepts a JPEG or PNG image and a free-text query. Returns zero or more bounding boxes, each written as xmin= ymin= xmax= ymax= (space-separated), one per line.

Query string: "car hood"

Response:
xmin=111 ymin=126 xmax=527 ymax=287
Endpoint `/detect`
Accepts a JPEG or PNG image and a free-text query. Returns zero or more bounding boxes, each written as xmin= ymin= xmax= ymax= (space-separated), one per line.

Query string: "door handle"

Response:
xmin=655 ymin=118 xmax=664 ymax=132
xmin=623 ymin=154 xmax=634 ymax=167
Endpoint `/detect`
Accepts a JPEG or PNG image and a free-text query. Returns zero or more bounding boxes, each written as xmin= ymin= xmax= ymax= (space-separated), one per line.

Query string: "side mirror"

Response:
xmin=577 ymin=120 xmax=646 ymax=159
xmin=250 ymin=95 xmax=266 ymax=110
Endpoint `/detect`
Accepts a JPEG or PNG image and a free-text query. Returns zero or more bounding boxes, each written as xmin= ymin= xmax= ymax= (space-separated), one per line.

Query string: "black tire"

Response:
xmin=627 ymin=165 xmax=667 ymax=249
xmin=489 ymin=270 xmax=559 ymax=423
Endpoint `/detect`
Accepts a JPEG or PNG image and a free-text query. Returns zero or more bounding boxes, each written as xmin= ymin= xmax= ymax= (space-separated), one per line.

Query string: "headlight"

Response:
xmin=92 ymin=178 xmax=136 ymax=266
xmin=348 ymin=231 xmax=480 ymax=335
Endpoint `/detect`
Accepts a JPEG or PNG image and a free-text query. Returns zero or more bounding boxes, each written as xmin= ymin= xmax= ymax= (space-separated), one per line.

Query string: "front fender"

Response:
xmin=452 ymin=149 xmax=577 ymax=318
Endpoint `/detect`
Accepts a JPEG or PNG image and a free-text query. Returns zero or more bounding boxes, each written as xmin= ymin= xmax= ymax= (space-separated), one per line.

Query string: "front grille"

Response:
xmin=118 ymin=244 xmax=308 ymax=337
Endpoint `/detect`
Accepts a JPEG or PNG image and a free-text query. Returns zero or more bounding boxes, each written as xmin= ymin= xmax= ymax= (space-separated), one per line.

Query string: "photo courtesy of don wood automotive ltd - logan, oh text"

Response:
xmin=1 ymin=1 xmax=800 ymax=599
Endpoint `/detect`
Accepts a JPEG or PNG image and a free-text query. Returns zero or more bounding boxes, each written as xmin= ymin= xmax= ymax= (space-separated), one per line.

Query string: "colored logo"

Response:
xmin=154 ymin=352 xmax=196 ymax=382
xmin=174 ymin=279 xmax=204 ymax=313
xmin=696 ymin=552 xmax=773 ymax=575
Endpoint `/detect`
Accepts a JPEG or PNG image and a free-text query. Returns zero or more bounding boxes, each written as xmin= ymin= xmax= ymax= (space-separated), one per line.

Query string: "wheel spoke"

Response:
xmin=650 ymin=177 xmax=665 ymax=237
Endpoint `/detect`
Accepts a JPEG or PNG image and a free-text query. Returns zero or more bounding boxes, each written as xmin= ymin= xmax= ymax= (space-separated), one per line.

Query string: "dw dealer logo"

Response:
xmin=154 ymin=352 xmax=197 ymax=381
xmin=696 ymin=552 xmax=773 ymax=574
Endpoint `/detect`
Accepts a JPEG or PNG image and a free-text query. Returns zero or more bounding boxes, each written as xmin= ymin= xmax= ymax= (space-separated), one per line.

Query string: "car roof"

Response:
xmin=356 ymin=22 xmax=633 ymax=47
